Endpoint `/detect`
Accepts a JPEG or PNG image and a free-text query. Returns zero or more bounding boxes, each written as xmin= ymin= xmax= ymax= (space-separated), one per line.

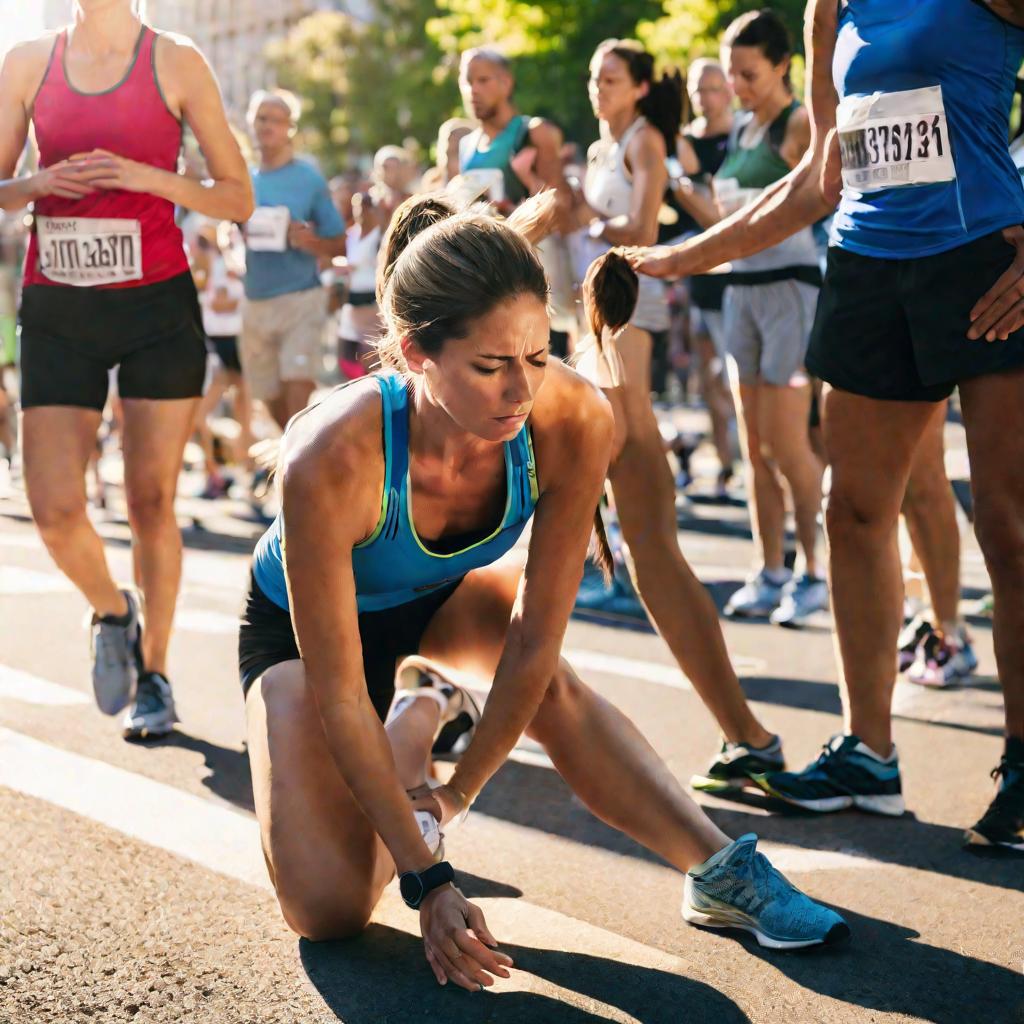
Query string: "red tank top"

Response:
xmin=25 ymin=26 xmax=189 ymax=289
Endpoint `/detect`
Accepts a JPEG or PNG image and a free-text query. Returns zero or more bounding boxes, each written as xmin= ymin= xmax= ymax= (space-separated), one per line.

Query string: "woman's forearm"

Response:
xmin=663 ymin=156 xmax=831 ymax=277
xmin=319 ymin=694 xmax=437 ymax=875
xmin=146 ymin=165 xmax=254 ymax=222
xmin=0 ymin=176 xmax=38 ymax=212
xmin=448 ymin=627 xmax=561 ymax=800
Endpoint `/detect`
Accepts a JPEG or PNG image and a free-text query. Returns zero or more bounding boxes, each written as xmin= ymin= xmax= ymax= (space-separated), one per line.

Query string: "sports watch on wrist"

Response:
xmin=399 ymin=861 xmax=455 ymax=910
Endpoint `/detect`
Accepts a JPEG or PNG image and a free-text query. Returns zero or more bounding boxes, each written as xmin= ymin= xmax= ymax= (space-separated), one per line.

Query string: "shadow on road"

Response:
xmin=474 ymin=760 xmax=1024 ymax=894
xmin=738 ymin=675 xmax=1004 ymax=738
xmin=739 ymin=901 xmax=1020 ymax=1024
xmin=301 ymin=925 xmax=750 ymax=1024
xmin=147 ymin=730 xmax=255 ymax=813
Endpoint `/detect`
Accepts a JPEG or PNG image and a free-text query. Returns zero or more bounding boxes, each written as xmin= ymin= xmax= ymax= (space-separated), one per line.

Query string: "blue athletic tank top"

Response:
xmin=252 ymin=372 xmax=539 ymax=613
xmin=831 ymin=0 xmax=1024 ymax=258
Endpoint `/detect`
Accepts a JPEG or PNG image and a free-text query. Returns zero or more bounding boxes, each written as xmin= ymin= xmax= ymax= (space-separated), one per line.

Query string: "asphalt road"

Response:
xmin=0 ymin=424 xmax=1021 ymax=1024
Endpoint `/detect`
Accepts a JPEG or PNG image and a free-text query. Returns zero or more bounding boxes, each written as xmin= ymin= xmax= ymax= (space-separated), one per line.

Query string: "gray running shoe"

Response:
xmin=122 ymin=671 xmax=178 ymax=740
xmin=90 ymin=589 xmax=143 ymax=715
xmin=770 ymin=574 xmax=829 ymax=628
xmin=691 ymin=735 xmax=785 ymax=792
xmin=725 ymin=571 xmax=787 ymax=619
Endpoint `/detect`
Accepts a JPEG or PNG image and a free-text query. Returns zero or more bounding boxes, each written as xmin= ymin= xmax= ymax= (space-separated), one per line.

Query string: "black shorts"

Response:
xmin=208 ymin=335 xmax=242 ymax=374
xmin=806 ymin=230 xmax=1024 ymax=402
xmin=238 ymin=572 xmax=463 ymax=720
xmin=19 ymin=271 xmax=207 ymax=411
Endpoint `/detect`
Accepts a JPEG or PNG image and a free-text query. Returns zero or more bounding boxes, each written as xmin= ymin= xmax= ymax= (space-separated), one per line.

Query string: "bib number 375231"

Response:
xmin=837 ymin=85 xmax=956 ymax=194
xmin=36 ymin=216 xmax=143 ymax=287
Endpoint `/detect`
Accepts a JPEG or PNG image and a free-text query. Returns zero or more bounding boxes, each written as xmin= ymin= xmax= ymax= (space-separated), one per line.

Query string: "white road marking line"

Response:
xmin=0 ymin=666 xmax=90 ymax=707
xmin=0 ymin=534 xmax=44 ymax=550
xmin=0 ymin=726 xmax=271 ymax=891
xmin=0 ymin=719 xmax=876 ymax=1008
xmin=174 ymin=608 xmax=243 ymax=635
xmin=562 ymin=648 xmax=766 ymax=691
xmin=0 ymin=566 xmax=75 ymax=595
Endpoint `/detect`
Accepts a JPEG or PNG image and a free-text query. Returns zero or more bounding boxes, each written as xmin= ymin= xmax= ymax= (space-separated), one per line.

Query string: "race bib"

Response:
xmin=452 ymin=168 xmax=506 ymax=204
xmin=837 ymin=85 xmax=956 ymax=193
xmin=713 ymin=177 xmax=762 ymax=217
xmin=36 ymin=216 xmax=142 ymax=287
xmin=246 ymin=205 xmax=290 ymax=252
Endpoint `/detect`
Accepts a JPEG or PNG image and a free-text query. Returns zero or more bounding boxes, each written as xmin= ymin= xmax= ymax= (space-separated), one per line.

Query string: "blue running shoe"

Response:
xmin=754 ymin=734 xmax=904 ymax=816
xmin=683 ymin=834 xmax=850 ymax=950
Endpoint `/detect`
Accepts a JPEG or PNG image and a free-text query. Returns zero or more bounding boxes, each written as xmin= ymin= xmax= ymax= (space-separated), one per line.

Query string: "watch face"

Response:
xmin=400 ymin=872 xmax=424 ymax=908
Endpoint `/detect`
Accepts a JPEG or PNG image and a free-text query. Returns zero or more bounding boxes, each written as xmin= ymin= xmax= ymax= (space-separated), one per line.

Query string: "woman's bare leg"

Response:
xmin=22 ymin=406 xmax=125 ymax=617
xmin=823 ymin=388 xmax=938 ymax=754
xmin=247 ymin=659 xmax=442 ymax=939
xmin=902 ymin=404 xmax=961 ymax=629
xmin=959 ymin=368 xmax=1024 ymax=742
xmin=420 ymin=558 xmax=732 ymax=872
xmin=757 ymin=381 xmax=824 ymax=578
xmin=607 ymin=325 xmax=774 ymax=747
xmin=733 ymin=378 xmax=787 ymax=573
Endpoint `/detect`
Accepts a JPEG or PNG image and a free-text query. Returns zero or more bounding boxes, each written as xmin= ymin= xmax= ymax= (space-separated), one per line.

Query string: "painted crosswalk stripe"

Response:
xmin=0 ymin=665 xmax=90 ymax=706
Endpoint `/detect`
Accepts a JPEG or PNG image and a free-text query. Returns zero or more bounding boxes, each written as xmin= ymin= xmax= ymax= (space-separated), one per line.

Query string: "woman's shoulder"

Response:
xmin=280 ymin=376 xmax=386 ymax=485
xmin=3 ymin=33 xmax=60 ymax=101
xmin=529 ymin=361 xmax=615 ymax=474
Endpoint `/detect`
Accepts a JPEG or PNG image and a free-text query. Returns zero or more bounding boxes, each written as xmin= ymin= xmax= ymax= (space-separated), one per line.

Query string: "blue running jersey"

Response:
xmin=831 ymin=0 xmax=1024 ymax=258
xmin=252 ymin=372 xmax=539 ymax=613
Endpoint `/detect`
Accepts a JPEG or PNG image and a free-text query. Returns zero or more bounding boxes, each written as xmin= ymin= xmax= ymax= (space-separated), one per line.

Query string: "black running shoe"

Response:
xmin=965 ymin=747 xmax=1024 ymax=852
xmin=691 ymin=735 xmax=785 ymax=792
xmin=753 ymin=734 xmax=905 ymax=816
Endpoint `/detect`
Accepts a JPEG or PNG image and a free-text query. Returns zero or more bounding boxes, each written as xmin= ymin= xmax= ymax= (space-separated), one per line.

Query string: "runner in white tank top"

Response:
xmin=572 ymin=39 xmax=788 ymax=795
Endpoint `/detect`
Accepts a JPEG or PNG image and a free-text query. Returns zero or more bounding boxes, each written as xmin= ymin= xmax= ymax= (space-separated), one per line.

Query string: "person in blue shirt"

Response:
xmin=630 ymin=0 xmax=1024 ymax=854
xmin=241 ymin=89 xmax=346 ymax=431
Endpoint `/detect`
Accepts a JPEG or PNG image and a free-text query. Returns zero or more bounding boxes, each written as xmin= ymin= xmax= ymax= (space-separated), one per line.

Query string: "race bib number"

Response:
xmin=452 ymin=168 xmax=506 ymax=204
xmin=36 ymin=216 xmax=142 ymax=287
xmin=837 ymin=85 xmax=956 ymax=193
xmin=246 ymin=205 xmax=291 ymax=252
xmin=713 ymin=177 xmax=762 ymax=217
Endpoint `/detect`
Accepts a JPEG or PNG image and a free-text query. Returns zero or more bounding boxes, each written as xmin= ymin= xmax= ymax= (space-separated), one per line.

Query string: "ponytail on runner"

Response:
xmin=597 ymin=39 xmax=683 ymax=154
xmin=579 ymin=249 xmax=638 ymax=582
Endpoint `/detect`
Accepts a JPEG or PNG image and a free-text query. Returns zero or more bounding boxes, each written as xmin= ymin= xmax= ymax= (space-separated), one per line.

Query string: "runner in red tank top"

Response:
xmin=0 ymin=0 xmax=253 ymax=740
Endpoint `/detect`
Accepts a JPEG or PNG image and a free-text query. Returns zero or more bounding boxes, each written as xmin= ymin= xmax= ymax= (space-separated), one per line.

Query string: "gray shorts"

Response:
xmin=723 ymin=280 xmax=819 ymax=386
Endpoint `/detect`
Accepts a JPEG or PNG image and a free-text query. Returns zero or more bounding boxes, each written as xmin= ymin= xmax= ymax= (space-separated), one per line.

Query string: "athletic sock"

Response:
xmin=99 ymin=595 xmax=133 ymax=627
xmin=852 ymin=737 xmax=897 ymax=763
xmin=763 ymin=567 xmax=790 ymax=587
xmin=1005 ymin=735 xmax=1024 ymax=766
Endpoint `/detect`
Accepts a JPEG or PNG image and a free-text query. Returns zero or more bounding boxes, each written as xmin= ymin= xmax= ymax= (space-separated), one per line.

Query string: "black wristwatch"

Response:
xmin=399 ymin=861 xmax=455 ymax=910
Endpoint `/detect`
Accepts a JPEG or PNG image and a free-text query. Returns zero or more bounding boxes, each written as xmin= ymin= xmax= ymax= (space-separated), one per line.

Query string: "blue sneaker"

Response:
xmin=770 ymin=574 xmax=829 ymax=628
xmin=754 ymin=734 xmax=905 ymax=816
xmin=683 ymin=834 xmax=850 ymax=950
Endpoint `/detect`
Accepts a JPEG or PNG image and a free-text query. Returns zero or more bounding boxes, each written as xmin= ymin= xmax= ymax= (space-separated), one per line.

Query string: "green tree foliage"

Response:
xmin=427 ymin=0 xmax=664 ymax=149
xmin=267 ymin=5 xmax=459 ymax=174
xmin=638 ymin=0 xmax=806 ymax=68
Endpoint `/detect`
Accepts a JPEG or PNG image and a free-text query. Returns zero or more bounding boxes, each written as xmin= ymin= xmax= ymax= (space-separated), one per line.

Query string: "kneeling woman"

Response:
xmin=239 ymin=199 xmax=848 ymax=990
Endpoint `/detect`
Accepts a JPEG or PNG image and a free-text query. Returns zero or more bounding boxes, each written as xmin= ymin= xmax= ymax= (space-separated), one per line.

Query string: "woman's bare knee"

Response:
xmin=281 ymin=893 xmax=374 ymax=942
xmin=529 ymin=660 xmax=586 ymax=741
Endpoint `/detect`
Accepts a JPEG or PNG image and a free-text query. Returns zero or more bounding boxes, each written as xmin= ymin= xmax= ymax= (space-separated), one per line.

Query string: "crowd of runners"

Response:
xmin=0 ymin=0 xmax=1022 ymax=992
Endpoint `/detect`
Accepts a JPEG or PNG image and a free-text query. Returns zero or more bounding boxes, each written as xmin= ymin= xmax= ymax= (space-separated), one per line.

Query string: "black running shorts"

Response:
xmin=806 ymin=230 xmax=1024 ymax=402
xmin=19 ymin=271 xmax=207 ymax=410
xmin=238 ymin=571 xmax=463 ymax=720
